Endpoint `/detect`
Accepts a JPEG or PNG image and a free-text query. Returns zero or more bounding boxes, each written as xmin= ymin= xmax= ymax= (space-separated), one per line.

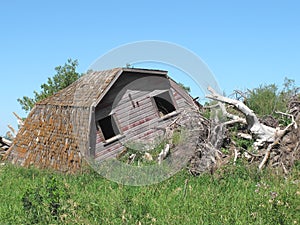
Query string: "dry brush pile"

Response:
xmin=189 ymin=87 xmax=300 ymax=175
xmin=0 ymin=137 xmax=12 ymax=160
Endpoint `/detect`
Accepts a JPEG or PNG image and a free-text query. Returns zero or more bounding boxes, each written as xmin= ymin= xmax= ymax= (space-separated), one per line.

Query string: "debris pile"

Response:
xmin=188 ymin=89 xmax=300 ymax=175
xmin=1 ymin=112 xmax=24 ymax=160
xmin=117 ymin=108 xmax=210 ymax=168
xmin=0 ymin=136 xmax=12 ymax=158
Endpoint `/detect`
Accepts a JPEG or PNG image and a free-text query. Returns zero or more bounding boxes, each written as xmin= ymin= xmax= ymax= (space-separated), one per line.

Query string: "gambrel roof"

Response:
xmin=5 ymin=68 xmax=168 ymax=172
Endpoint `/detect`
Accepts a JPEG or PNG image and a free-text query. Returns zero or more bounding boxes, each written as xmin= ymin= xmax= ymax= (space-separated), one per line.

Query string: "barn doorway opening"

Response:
xmin=97 ymin=115 xmax=120 ymax=140
xmin=153 ymin=91 xmax=176 ymax=117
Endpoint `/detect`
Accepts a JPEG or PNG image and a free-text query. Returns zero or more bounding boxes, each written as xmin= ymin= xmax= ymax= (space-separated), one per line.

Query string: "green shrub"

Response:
xmin=247 ymin=84 xmax=285 ymax=117
xmin=246 ymin=78 xmax=298 ymax=120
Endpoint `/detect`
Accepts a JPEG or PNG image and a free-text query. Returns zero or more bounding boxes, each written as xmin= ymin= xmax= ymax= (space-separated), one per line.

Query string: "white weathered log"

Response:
xmin=7 ymin=125 xmax=17 ymax=137
xmin=206 ymin=86 xmax=276 ymax=148
xmin=13 ymin=112 xmax=24 ymax=127
xmin=128 ymin=153 xmax=136 ymax=164
xmin=233 ymin=148 xmax=239 ymax=165
xmin=219 ymin=102 xmax=247 ymax=124
xmin=158 ymin=144 xmax=170 ymax=165
xmin=237 ymin=133 xmax=253 ymax=140
xmin=0 ymin=137 xmax=12 ymax=146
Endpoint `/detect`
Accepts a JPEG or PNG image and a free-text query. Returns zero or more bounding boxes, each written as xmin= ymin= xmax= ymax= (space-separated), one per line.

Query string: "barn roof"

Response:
xmin=38 ymin=67 xmax=168 ymax=107
xmin=4 ymin=67 xmax=168 ymax=172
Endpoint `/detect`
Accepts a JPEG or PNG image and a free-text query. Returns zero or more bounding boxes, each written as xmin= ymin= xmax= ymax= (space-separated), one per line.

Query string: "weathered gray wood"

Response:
xmin=6 ymin=67 xmax=198 ymax=172
xmin=206 ymin=86 xmax=277 ymax=148
xmin=94 ymin=74 xmax=199 ymax=162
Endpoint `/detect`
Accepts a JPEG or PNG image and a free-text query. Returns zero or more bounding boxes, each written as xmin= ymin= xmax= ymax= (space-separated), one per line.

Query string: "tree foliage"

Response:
xmin=178 ymin=82 xmax=191 ymax=93
xmin=18 ymin=59 xmax=82 ymax=112
xmin=246 ymin=77 xmax=299 ymax=118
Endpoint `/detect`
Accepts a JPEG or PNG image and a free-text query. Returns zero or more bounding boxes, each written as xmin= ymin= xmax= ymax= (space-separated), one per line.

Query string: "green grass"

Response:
xmin=0 ymin=161 xmax=299 ymax=225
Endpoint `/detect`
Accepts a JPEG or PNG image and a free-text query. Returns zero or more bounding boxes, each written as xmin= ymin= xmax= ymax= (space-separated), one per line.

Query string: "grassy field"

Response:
xmin=0 ymin=161 xmax=299 ymax=225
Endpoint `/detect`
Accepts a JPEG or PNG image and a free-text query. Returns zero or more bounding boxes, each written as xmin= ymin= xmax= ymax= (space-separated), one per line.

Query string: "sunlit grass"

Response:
xmin=0 ymin=161 xmax=299 ymax=224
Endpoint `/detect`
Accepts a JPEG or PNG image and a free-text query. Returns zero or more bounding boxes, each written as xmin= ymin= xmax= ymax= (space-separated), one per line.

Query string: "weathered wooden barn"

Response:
xmin=5 ymin=68 xmax=199 ymax=172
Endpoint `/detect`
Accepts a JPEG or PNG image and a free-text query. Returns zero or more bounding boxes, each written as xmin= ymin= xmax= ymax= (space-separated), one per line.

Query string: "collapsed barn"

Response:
xmin=5 ymin=68 xmax=199 ymax=172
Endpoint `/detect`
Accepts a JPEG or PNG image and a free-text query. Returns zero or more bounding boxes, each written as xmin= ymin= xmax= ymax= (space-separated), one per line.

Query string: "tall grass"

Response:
xmin=0 ymin=161 xmax=299 ymax=224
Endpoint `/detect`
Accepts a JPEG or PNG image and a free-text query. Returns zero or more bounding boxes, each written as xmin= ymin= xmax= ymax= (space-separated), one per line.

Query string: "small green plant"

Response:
xmin=220 ymin=147 xmax=229 ymax=154
xmin=203 ymin=108 xmax=211 ymax=119
xmin=234 ymin=137 xmax=254 ymax=151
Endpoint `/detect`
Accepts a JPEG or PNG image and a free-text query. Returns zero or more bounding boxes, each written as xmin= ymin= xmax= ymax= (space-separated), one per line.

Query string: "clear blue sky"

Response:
xmin=1 ymin=0 xmax=299 ymax=135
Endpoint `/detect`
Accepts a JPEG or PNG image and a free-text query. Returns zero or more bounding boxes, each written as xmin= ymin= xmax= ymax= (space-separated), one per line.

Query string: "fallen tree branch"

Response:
xmin=219 ymin=103 xmax=247 ymax=124
xmin=0 ymin=136 xmax=12 ymax=147
xmin=275 ymin=111 xmax=298 ymax=129
xmin=13 ymin=112 xmax=24 ymax=128
xmin=158 ymin=144 xmax=170 ymax=165
xmin=258 ymin=118 xmax=296 ymax=170
xmin=7 ymin=125 xmax=17 ymax=137
xmin=233 ymin=148 xmax=239 ymax=165
xmin=237 ymin=133 xmax=252 ymax=140
xmin=233 ymin=89 xmax=248 ymax=100
xmin=244 ymin=150 xmax=264 ymax=157
xmin=281 ymin=162 xmax=289 ymax=175
xmin=222 ymin=119 xmax=246 ymax=126
xmin=206 ymin=86 xmax=276 ymax=148
xmin=203 ymin=103 xmax=219 ymax=109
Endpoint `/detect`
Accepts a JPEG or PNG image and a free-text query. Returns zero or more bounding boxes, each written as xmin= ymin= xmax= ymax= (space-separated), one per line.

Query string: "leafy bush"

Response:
xmin=246 ymin=78 xmax=298 ymax=119
xmin=247 ymin=84 xmax=283 ymax=117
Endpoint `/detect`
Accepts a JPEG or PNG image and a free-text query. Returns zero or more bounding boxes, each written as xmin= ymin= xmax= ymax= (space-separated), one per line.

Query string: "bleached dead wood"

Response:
xmin=233 ymin=148 xmax=239 ymax=165
xmin=205 ymin=87 xmax=299 ymax=171
xmin=7 ymin=125 xmax=17 ymax=137
xmin=128 ymin=153 xmax=136 ymax=164
xmin=206 ymin=86 xmax=276 ymax=148
xmin=258 ymin=113 xmax=297 ymax=170
xmin=219 ymin=102 xmax=247 ymax=124
xmin=13 ymin=112 xmax=24 ymax=128
xmin=275 ymin=111 xmax=298 ymax=129
xmin=0 ymin=136 xmax=12 ymax=157
xmin=158 ymin=144 xmax=170 ymax=165
xmin=0 ymin=137 xmax=12 ymax=147
xmin=237 ymin=133 xmax=252 ymax=140
xmin=5 ymin=112 xmax=25 ymax=141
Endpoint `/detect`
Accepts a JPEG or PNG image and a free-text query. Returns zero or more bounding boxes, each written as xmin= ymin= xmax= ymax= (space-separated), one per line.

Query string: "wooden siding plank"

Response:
xmin=118 ymin=110 xmax=157 ymax=126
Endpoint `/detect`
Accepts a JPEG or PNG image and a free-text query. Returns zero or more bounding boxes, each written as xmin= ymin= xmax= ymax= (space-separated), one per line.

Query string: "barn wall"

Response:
xmin=94 ymin=74 xmax=168 ymax=160
xmin=93 ymin=72 xmax=197 ymax=161
xmin=170 ymin=79 xmax=196 ymax=108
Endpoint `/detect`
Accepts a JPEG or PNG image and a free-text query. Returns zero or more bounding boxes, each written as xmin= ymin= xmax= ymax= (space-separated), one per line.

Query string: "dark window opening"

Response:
xmin=153 ymin=91 xmax=176 ymax=116
xmin=97 ymin=115 xmax=120 ymax=140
